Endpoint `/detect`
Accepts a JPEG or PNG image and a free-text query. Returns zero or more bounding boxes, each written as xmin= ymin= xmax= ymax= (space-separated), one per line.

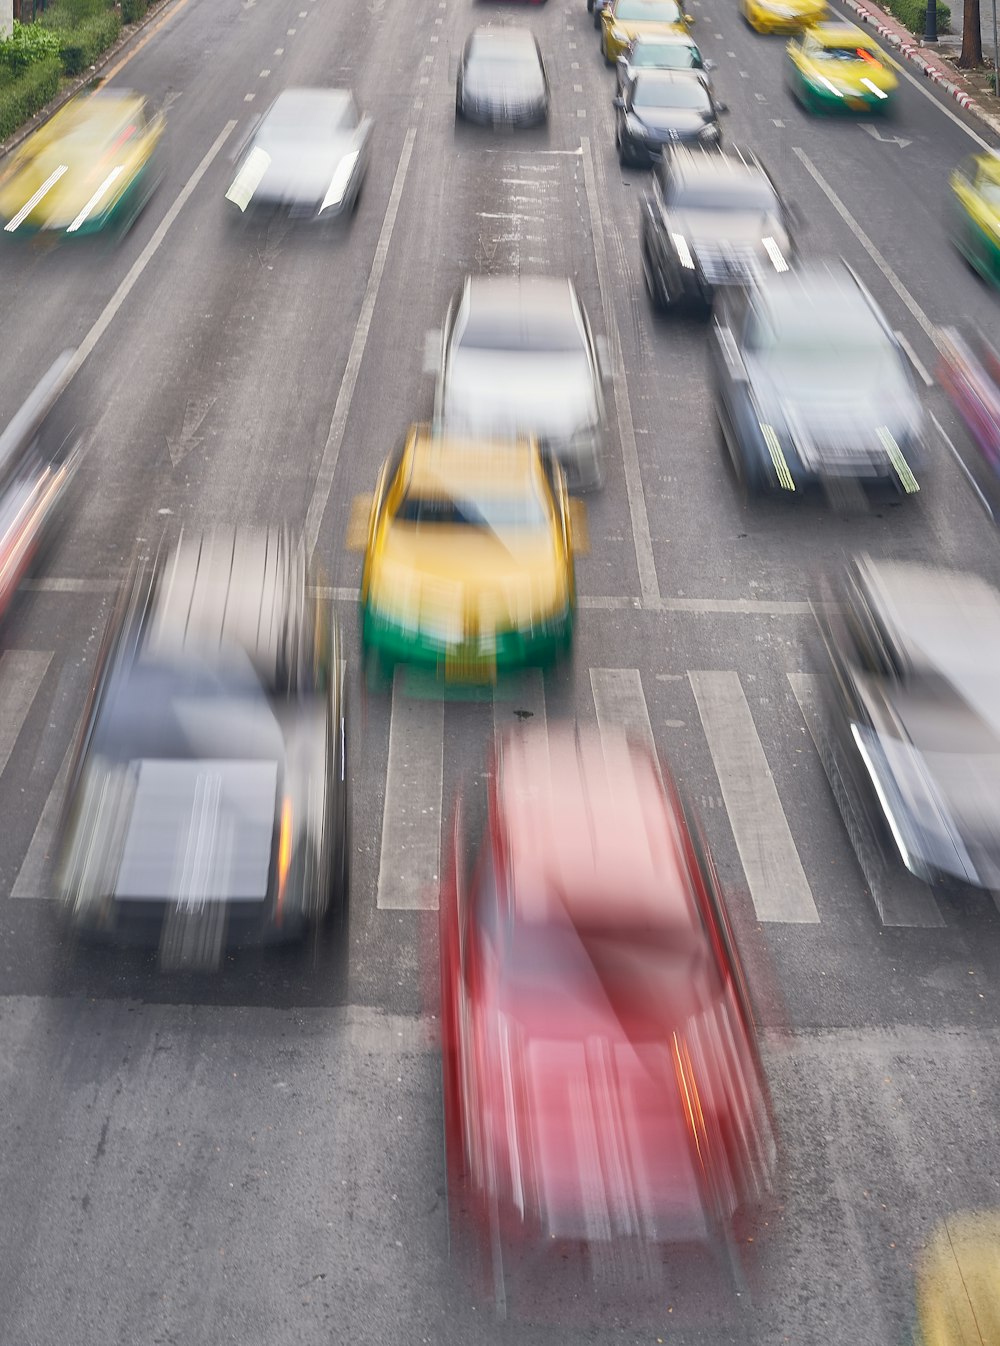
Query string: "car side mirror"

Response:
xmin=595 ymin=335 xmax=611 ymax=382
xmin=345 ymin=495 xmax=374 ymax=551
xmin=424 ymin=329 xmax=442 ymax=375
xmin=685 ymin=12 xmax=695 ymax=21
xmin=704 ymin=58 xmax=717 ymax=70
xmin=616 ymin=54 xmax=628 ymax=67
xmin=716 ymin=101 xmax=729 ymax=113
xmin=569 ymin=500 xmax=590 ymax=555
xmin=612 ymin=95 xmax=625 ymax=109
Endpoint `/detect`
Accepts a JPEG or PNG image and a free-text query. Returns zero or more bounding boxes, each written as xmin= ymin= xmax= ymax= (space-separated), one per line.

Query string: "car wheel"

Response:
xmin=641 ymin=237 xmax=667 ymax=311
xmin=594 ymin=8 xmax=602 ymax=27
xmin=587 ymin=0 xmax=594 ymax=10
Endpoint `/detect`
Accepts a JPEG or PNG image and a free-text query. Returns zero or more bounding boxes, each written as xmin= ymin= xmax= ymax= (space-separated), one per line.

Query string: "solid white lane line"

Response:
xmin=0 ymin=651 xmax=52 ymax=780
xmin=52 ymin=120 xmax=237 ymax=400
xmin=376 ymin=672 xmax=443 ymax=910
xmin=12 ymin=735 xmax=74 ymax=899
xmin=590 ymin=668 xmax=656 ymax=758
xmin=305 ymin=127 xmax=416 ymax=554
xmin=690 ymin=670 xmax=819 ymax=923
xmin=894 ymin=330 xmax=933 ymax=386
xmin=792 ymin=147 xmax=940 ymax=349
xmin=580 ymin=136 xmax=660 ymax=607
xmin=787 ymin=673 xmax=945 ymax=928
xmin=930 ymin=410 xmax=995 ymax=522
xmin=493 ymin=668 xmax=546 ymax=742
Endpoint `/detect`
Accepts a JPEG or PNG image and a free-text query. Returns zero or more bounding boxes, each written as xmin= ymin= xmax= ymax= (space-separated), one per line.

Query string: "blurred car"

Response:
xmin=785 ymin=23 xmax=897 ymax=113
xmin=56 ymin=529 xmax=349 ymax=960
xmin=818 ymin=557 xmax=1000 ymax=890
xmin=0 ymin=88 xmax=164 ymax=240
xmin=590 ymin=0 xmax=614 ymax=28
xmin=916 ymin=1212 xmax=1000 ymax=1346
xmin=440 ymin=724 xmax=776 ymax=1270
xmin=0 ymin=352 xmax=82 ymax=618
xmin=742 ymin=0 xmax=825 ymax=35
xmin=225 ymin=88 xmax=370 ymax=222
xmin=616 ymin=33 xmax=715 ymax=91
xmin=600 ymin=0 xmax=694 ymax=61
xmin=710 ymin=262 xmax=924 ymax=494
xmin=938 ymin=326 xmax=1000 ymax=516
xmin=357 ymin=428 xmax=575 ymax=682
xmin=948 ymin=152 xmax=1000 ymax=289
xmin=429 ymin=275 xmax=607 ymax=491
xmin=614 ymin=71 xmax=724 ymax=165
xmin=641 ymin=146 xmax=796 ymax=311
xmin=456 ymin=27 xmax=549 ymax=127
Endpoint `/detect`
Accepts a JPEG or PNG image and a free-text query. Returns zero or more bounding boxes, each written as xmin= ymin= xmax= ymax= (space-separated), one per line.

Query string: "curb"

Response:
xmin=838 ymin=0 xmax=1000 ymax=138
xmin=0 ymin=0 xmax=185 ymax=161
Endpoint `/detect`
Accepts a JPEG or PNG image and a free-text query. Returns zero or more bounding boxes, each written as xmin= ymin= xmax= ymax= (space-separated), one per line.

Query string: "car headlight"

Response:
xmin=814 ymin=74 xmax=845 ymax=97
xmin=670 ymin=232 xmax=695 ymax=269
xmin=320 ymin=151 xmax=360 ymax=213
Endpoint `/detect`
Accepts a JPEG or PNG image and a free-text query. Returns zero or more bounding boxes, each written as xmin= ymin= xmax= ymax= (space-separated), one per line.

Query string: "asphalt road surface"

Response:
xmin=2 ymin=0 xmax=1000 ymax=1341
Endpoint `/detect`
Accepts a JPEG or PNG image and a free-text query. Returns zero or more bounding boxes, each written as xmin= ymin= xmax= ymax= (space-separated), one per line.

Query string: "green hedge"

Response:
xmin=0 ymin=20 xmax=62 ymax=75
xmin=881 ymin=0 xmax=951 ymax=33
xmin=41 ymin=0 xmax=114 ymax=26
xmin=49 ymin=11 xmax=122 ymax=75
xmin=122 ymin=0 xmax=150 ymax=21
xmin=0 ymin=56 xmax=61 ymax=142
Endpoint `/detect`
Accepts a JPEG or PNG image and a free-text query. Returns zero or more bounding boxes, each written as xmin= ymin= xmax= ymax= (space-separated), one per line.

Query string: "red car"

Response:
xmin=939 ymin=326 xmax=1000 ymax=518
xmin=439 ymin=723 xmax=776 ymax=1305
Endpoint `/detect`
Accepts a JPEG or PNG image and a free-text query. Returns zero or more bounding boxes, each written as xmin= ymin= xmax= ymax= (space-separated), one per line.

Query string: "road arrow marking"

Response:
xmin=860 ymin=122 xmax=912 ymax=147
xmin=166 ymin=396 xmax=216 ymax=469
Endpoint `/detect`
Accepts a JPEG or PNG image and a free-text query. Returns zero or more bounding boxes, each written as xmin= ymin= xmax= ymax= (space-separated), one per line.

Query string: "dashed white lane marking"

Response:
xmin=260 ymin=69 xmax=270 ymax=77
xmin=894 ymin=330 xmax=933 ymax=386
xmin=571 ymin=60 xmax=580 ymax=67
xmin=274 ymin=46 xmax=284 ymax=54
xmin=690 ymin=670 xmax=819 ymax=924
xmin=419 ymin=76 xmax=429 ymax=84
xmin=430 ymin=34 xmax=439 ymax=41
xmin=577 ymin=109 xmax=587 ymax=117
xmin=574 ymin=83 xmax=583 ymax=91
xmin=305 ymin=127 xmax=416 ymax=553
xmin=244 ymin=93 xmax=255 ymax=101
xmin=287 ymin=27 xmax=296 ymax=34
xmin=0 ymin=652 xmax=52 ymax=781
xmin=377 ymin=674 xmax=443 ymax=910
xmin=591 ymin=668 xmax=656 ymax=759
xmin=773 ymin=118 xmax=784 ymax=127
xmin=793 ymin=147 xmax=940 ymax=348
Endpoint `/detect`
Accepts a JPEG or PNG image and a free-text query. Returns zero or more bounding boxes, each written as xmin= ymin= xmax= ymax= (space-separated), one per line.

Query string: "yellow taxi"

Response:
xmin=353 ymin=428 xmax=577 ymax=683
xmin=949 ymin=153 xmax=1000 ymax=289
xmin=916 ymin=1212 xmax=1000 ymax=1345
xmin=601 ymin=0 xmax=694 ymax=65
xmin=785 ymin=22 xmax=898 ymax=113
xmin=742 ymin=0 xmax=825 ymax=35
xmin=0 ymin=88 xmax=165 ymax=240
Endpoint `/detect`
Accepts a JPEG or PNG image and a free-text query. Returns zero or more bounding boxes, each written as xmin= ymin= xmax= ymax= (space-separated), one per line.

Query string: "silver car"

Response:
xmin=226 ymin=88 xmax=371 ymax=222
xmin=427 ymin=276 xmax=608 ymax=492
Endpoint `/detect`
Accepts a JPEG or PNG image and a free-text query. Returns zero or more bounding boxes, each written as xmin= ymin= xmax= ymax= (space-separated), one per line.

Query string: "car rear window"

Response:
xmin=633 ymin=42 xmax=703 ymax=67
xmin=457 ymin=308 xmax=582 ymax=353
xmin=668 ymin=178 xmax=776 ymax=211
xmin=394 ymin=489 xmax=547 ymax=530
xmin=634 ymin=74 xmax=711 ymax=108
xmin=615 ymin=0 xmax=685 ymax=20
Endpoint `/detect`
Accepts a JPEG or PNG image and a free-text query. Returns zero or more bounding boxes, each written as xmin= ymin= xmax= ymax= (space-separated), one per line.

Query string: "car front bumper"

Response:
xmin=362 ymin=601 xmax=574 ymax=679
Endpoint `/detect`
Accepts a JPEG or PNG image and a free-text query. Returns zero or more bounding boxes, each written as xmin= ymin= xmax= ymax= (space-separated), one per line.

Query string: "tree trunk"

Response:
xmin=959 ymin=0 xmax=984 ymax=65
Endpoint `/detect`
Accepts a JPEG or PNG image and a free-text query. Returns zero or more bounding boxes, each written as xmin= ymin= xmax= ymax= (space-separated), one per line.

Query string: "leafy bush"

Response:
xmin=0 ymin=20 xmax=62 ymax=75
xmin=881 ymin=0 xmax=951 ymax=34
xmin=121 ymin=0 xmax=149 ymax=21
xmin=40 ymin=0 xmax=114 ymax=27
xmin=50 ymin=11 xmax=121 ymax=75
xmin=0 ymin=56 xmax=61 ymax=142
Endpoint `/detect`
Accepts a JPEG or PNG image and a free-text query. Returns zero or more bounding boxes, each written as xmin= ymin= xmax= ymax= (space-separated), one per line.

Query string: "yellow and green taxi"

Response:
xmin=949 ymin=153 xmax=1000 ymax=289
xmin=785 ymin=22 xmax=898 ymax=113
xmin=915 ymin=1211 xmax=1000 ymax=1345
xmin=601 ymin=0 xmax=694 ymax=65
xmin=0 ymin=88 xmax=164 ymax=241
xmin=743 ymin=0 xmax=825 ymax=35
xmin=354 ymin=427 xmax=576 ymax=683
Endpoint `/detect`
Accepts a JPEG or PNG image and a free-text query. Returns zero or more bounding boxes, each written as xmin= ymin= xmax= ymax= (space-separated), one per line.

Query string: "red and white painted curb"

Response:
xmin=838 ymin=0 xmax=1000 ymax=136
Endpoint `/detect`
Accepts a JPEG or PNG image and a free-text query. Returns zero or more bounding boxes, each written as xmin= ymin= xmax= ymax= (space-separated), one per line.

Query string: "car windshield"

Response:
xmin=669 ymin=178 xmax=776 ymax=211
xmin=978 ymin=178 xmax=1000 ymax=208
xmin=263 ymin=96 xmax=356 ymax=140
xmin=469 ymin=38 xmax=535 ymax=66
xmin=394 ymin=488 xmax=547 ymax=530
xmin=458 ymin=306 xmax=582 ymax=353
xmin=747 ymin=291 xmax=887 ymax=361
xmin=820 ymin=43 xmax=883 ymax=62
xmin=615 ymin=0 xmax=684 ymax=19
xmin=634 ymin=75 xmax=710 ymax=108
xmin=633 ymin=42 xmax=702 ymax=67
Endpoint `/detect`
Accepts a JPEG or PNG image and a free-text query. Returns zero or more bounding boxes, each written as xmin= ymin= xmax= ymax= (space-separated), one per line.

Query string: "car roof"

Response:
xmin=497 ymin=724 xmax=706 ymax=946
xmin=810 ymin=21 xmax=878 ymax=47
xmin=467 ymin=25 xmax=537 ymax=50
xmin=753 ymin=260 xmax=873 ymax=319
xmin=148 ymin=528 xmax=311 ymax=684
xmin=672 ymin=147 xmax=765 ymax=183
xmin=265 ymin=87 xmax=355 ymax=124
xmin=465 ymin=273 xmax=577 ymax=319
xmin=634 ymin=67 xmax=709 ymax=87
xmin=404 ymin=429 xmax=542 ymax=496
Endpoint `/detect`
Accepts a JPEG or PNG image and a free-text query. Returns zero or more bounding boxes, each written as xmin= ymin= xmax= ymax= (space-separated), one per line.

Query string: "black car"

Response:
xmin=456 ymin=27 xmax=549 ymax=128
xmin=616 ymin=33 xmax=715 ymax=91
xmin=614 ymin=71 xmax=724 ymax=167
xmin=0 ymin=351 xmax=82 ymax=620
xmin=55 ymin=528 xmax=349 ymax=966
xmin=641 ymin=146 xmax=796 ymax=311
xmin=225 ymin=88 xmax=371 ymax=222
xmin=819 ymin=556 xmax=1000 ymax=890
xmin=709 ymin=262 xmax=925 ymax=495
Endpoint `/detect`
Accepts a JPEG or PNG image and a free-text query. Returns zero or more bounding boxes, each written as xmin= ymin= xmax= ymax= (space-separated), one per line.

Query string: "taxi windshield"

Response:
xmin=395 ymin=488 xmax=546 ymax=531
xmin=634 ymin=42 xmax=702 ymax=66
xmin=821 ymin=43 xmax=883 ymax=63
xmin=615 ymin=0 xmax=684 ymax=20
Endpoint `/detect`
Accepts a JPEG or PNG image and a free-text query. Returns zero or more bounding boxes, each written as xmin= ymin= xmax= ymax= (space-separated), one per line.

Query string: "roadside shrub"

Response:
xmin=121 ymin=0 xmax=149 ymax=21
xmin=41 ymin=0 xmax=113 ymax=26
xmin=881 ymin=0 xmax=951 ymax=34
xmin=0 ymin=20 xmax=62 ymax=75
xmin=0 ymin=55 xmax=60 ymax=142
xmin=50 ymin=10 xmax=121 ymax=75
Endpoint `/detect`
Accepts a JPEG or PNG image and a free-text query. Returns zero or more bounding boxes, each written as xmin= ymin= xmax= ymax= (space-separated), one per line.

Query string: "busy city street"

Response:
xmin=2 ymin=0 xmax=1000 ymax=1339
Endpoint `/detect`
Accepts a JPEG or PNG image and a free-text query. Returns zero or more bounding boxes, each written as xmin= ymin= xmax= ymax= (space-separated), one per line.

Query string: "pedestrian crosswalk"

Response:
xmin=0 ymin=646 xmax=950 ymax=930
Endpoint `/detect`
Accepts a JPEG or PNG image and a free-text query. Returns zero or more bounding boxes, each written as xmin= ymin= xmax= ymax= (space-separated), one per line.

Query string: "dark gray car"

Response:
xmin=456 ymin=27 xmax=549 ymax=128
xmin=226 ymin=88 xmax=371 ymax=222
xmin=709 ymin=262 xmax=925 ymax=495
xmin=614 ymin=71 xmax=723 ymax=167
xmin=616 ymin=33 xmax=715 ymax=91
xmin=641 ymin=147 xmax=796 ymax=310
xmin=55 ymin=528 xmax=349 ymax=967
xmin=819 ymin=556 xmax=1000 ymax=891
